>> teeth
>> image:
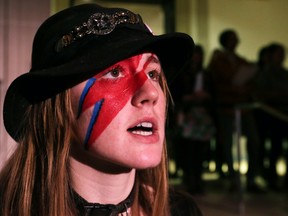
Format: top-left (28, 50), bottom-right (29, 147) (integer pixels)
top-left (136, 122), bottom-right (152, 128)
top-left (131, 131), bottom-right (152, 136)
top-left (128, 122), bottom-right (153, 136)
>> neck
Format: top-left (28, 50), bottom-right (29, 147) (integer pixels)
top-left (69, 156), bottom-right (136, 204)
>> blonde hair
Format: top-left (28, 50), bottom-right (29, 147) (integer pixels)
top-left (0, 74), bottom-right (172, 216)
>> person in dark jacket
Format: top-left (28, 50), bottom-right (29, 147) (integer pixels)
top-left (170, 44), bottom-right (215, 195)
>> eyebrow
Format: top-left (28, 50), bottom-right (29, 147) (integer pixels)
top-left (148, 54), bottom-right (160, 64)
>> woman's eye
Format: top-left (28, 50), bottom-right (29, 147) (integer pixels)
top-left (102, 66), bottom-right (124, 79)
top-left (110, 68), bottom-right (120, 77)
top-left (148, 70), bottom-right (160, 81)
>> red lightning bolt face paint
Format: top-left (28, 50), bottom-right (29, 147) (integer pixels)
top-left (77, 53), bottom-right (158, 148)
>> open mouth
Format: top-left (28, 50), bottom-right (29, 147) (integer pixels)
top-left (127, 122), bottom-right (153, 136)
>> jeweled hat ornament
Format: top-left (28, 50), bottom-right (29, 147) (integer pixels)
top-left (3, 3), bottom-right (194, 141)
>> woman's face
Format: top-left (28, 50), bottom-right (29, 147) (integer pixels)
top-left (71, 53), bottom-right (166, 169)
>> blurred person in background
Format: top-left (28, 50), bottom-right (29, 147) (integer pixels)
top-left (208, 29), bottom-right (263, 193)
top-left (171, 44), bottom-right (215, 195)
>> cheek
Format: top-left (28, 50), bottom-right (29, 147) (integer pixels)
top-left (71, 84), bottom-right (85, 116)
top-left (159, 93), bottom-right (167, 122)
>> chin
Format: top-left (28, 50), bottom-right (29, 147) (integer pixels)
top-left (132, 155), bottom-right (162, 169)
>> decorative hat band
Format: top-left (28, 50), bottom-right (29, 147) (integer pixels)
top-left (55, 10), bottom-right (141, 52)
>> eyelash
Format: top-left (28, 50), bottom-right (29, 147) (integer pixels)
top-left (102, 65), bottom-right (123, 79)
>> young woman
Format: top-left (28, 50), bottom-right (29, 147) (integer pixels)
top-left (0, 3), bottom-right (202, 216)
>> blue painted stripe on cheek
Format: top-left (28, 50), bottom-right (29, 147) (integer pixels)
top-left (84, 98), bottom-right (104, 148)
top-left (77, 77), bottom-right (96, 118)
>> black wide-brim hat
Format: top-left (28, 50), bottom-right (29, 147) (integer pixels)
top-left (3, 3), bottom-right (194, 141)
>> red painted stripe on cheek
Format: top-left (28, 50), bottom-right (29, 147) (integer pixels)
top-left (79, 57), bottom-right (149, 147)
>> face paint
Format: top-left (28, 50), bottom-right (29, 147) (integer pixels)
top-left (77, 54), bottom-right (157, 147)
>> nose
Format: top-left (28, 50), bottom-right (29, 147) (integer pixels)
top-left (131, 79), bottom-right (159, 107)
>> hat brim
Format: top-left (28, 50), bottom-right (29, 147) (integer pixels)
top-left (4, 31), bottom-right (194, 140)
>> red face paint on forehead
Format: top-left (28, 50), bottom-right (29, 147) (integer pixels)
top-left (78, 53), bottom-right (158, 147)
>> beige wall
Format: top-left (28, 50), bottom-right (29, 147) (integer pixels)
top-left (0, 0), bottom-right (50, 168)
top-left (177, 0), bottom-right (288, 67)
top-left (51, 0), bottom-right (69, 14)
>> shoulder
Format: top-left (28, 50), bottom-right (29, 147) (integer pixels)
top-left (211, 49), bottom-right (224, 59)
top-left (169, 188), bottom-right (203, 216)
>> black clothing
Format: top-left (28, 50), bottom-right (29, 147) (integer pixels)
top-left (73, 188), bottom-right (134, 216)
top-left (74, 188), bottom-right (203, 216)
top-left (169, 188), bottom-right (203, 216)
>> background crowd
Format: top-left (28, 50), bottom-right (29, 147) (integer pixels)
top-left (168, 28), bottom-right (288, 196)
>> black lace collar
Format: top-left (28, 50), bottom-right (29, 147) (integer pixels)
top-left (73, 187), bottom-right (134, 216)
